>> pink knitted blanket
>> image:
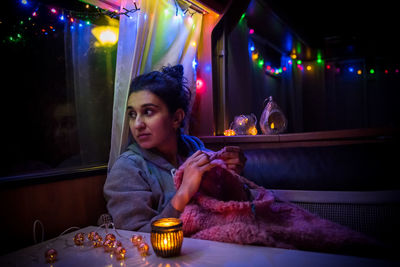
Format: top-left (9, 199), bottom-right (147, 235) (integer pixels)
top-left (173, 153), bottom-right (380, 256)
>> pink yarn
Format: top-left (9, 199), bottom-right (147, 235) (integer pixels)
top-left (173, 153), bottom-right (379, 255)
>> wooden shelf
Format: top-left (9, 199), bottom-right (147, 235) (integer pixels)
top-left (199, 128), bottom-right (397, 150)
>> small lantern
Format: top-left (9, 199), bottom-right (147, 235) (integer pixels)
top-left (260, 96), bottom-right (287, 134)
top-left (150, 218), bottom-right (183, 257)
top-left (230, 114), bottom-right (258, 136)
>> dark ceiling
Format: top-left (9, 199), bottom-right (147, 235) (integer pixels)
top-left (254, 0), bottom-right (400, 60)
top-left (206, 0), bottom-right (399, 60)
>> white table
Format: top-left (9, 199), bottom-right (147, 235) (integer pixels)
top-left (0, 226), bottom-right (397, 267)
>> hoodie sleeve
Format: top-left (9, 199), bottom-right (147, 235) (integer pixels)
top-left (181, 134), bottom-right (213, 155)
top-left (104, 154), bottom-right (181, 232)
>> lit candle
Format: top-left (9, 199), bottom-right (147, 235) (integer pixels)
top-left (150, 218), bottom-right (183, 257)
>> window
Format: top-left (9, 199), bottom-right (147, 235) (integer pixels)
top-left (0, 1), bottom-right (117, 177)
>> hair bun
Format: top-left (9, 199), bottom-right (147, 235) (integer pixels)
top-left (162, 64), bottom-right (184, 82)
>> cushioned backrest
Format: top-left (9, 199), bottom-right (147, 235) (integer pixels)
top-left (242, 143), bottom-right (399, 191)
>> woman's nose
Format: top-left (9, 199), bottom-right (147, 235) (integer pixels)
top-left (134, 116), bottom-right (145, 129)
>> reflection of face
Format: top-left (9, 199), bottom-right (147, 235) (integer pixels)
top-left (52, 103), bottom-right (79, 157)
top-left (127, 91), bottom-right (178, 153)
top-left (53, 103), bottom-right (77, 140)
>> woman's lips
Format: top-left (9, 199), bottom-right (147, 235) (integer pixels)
top-left (137, 133), bottom-right (151, 141)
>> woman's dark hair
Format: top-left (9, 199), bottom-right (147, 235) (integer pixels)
top-left (129, 64), bottom-right (192, 127)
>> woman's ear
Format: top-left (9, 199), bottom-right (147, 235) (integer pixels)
top-left (173, 108), bottom-right (185, 129)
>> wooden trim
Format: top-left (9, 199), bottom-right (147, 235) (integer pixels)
top-left (0, 165), bottom-right (108, 187)
top-left (200, 128), bottom-right (397, 150)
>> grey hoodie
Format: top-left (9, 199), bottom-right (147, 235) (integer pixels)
top-left (103, 135), bottom-right (207, 232)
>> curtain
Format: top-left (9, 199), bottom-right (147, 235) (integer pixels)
top-left (64, 17), bottom-right (117, 166)
top-left (108, 0), bottom-right (203, 170)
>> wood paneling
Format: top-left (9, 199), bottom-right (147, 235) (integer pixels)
top-left (0, 174), bottom-right (107, 255)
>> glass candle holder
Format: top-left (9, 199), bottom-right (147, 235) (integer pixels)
top-left (150, 218), bottom-right (183, 257)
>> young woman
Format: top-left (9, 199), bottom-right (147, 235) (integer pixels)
top-left (104, 65), bottom-right (246, 232)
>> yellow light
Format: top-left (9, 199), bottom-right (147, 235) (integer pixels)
top-left (357, 69), bottom-right (362, 75)
top-left (191, 41), bottom-right (196, 47)
top-left (252, 52), bottom-right (259, 61)
top-left (248, 126), bottom-right (257, 135)
top-left (91, 26), bottom-right (119, 46)
top-left (290, 54), bottom-right (297, 59)
top-left (306, 65), bottom-right (312, 71)
top-left (224, 129), bottom-right (236, 136)
top-left (270, 122), bottom-right (275, 129)
top-left (151, 218), bottom-right (183, 257)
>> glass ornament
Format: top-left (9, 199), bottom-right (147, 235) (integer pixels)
top-left (230, 114), bottom-right (258, 136)
top-left (260, 96), bottom-right (287, 134)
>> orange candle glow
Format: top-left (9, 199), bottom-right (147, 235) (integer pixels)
top-left (151, 218), bottom-right (183, 257)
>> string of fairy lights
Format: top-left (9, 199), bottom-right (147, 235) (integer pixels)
top-left (2, 0), bottom-right (139, 44)
top-left (242, 14), bottom-right (400, 78)
top-left (3, 0), bottom-right (201, 45)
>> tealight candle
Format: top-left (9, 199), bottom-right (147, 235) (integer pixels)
top-left (150, 218), bottom-right (183, 257)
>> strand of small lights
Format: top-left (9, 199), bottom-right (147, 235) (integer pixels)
top-left (13, 0), bottom-right (203, 92)
top-left (244, 14), bottom-right (399, 78)
top-left (5, 0), bottom-right (140, 43)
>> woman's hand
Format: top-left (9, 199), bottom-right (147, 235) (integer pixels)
top-left (219, 146), bottom-right (246, 174)
top-left (171, 150), bottom-right (215, 211)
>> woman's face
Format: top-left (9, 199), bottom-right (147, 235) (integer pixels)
top-left (127, 90), bottom-right (181, 152)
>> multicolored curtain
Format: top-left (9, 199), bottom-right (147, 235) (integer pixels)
top-left (108, 0), bottom-right (203, 169)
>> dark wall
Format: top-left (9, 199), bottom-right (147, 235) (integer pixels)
top-left (223, 0), bottom-right (400, 134)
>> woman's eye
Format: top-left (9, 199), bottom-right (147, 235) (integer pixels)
top-left (144, 109), bottom-right (154, 116)
top-left (128, 111), bottom-right (137, 119)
